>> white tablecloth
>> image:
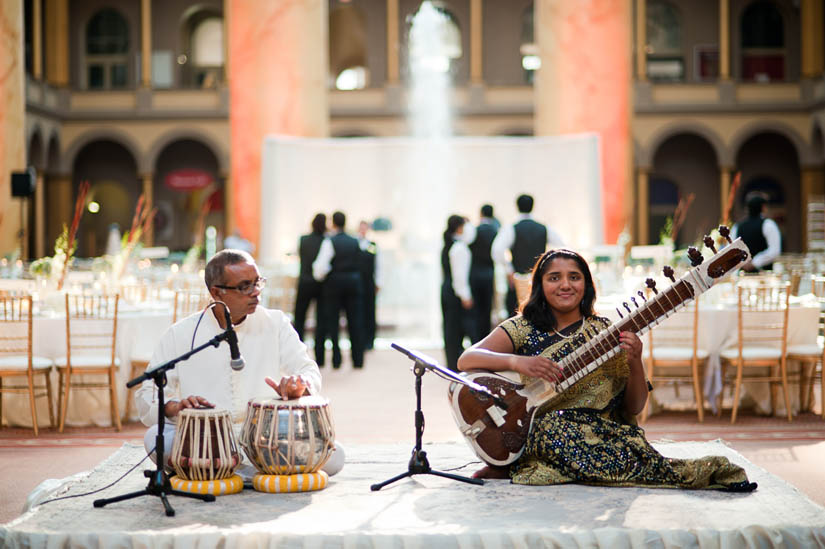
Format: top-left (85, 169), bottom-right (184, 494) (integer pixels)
top-left (1, 309), bottom-right (172, 428)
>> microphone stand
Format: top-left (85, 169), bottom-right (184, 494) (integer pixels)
top-left (93, 328), bottom-right (235, 517)
top-left (370, 344), bottom-right (485, 491)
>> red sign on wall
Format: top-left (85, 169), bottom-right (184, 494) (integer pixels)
top-left (164, 169), bottom-right (213, 191)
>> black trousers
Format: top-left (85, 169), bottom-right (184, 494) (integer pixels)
top-left (362, 278), bottom-right (376, 350)
top-left (322, 272), bottom-right (365, 368)
top-left (469, 268), bottom-right (494, 342)
top-left (441, 286), bottom-right (475, 372)
top-left (293, 278), bottom-right (325, 365)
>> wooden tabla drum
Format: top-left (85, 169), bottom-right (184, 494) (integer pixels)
top-left (168, 408), bottom-right (241, 481)
top-left (240, 396), bottom-right (335, 475)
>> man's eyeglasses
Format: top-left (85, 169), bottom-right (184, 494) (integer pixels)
top-left (214, 277), bottom-right (266, 295)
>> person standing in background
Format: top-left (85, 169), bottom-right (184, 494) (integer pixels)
top-left (294, 213), bottom-right (327, 365)
top-left (441, 215), bottom-right (475, 372)
top-left (492, 194), bottom-right (565, 316)
top-left (469, 204), bottom-right (498, 342)
top-left (731, 192), bottom-right (781, 272)
top-left (357, 221), bottom-right (379, 351)
top-left (313, 211), bottom-right (366, 369)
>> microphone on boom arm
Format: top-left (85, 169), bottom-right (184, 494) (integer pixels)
top-left (222, 306), bottom-right (245, 371)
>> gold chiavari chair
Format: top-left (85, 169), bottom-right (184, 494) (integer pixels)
top-left (124, 288), bottom-right (211, 421)
top-left (787, 275), bottom-right (825, 418)
top-left (720, 281), bottom-right (792, 423)
top-left (0, 295), bottom-right (55, 435)
top-left (642, 297), bottom-right (708, 422)
top-left (57, 293), bottom-right (121, 432)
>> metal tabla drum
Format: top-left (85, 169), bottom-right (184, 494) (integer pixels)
top-left (239, 396), bottom-right (335, 475)
top-left (168, 408), bottom-right (241, 481)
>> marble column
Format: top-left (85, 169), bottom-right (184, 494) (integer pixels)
top-left (35, 172), bottom-right (45, 258)
top-left (141, 0), bottom-right (152, 88)
top-left (0, 2), bottom-right (26, 255)
top-left (637, 167), bottom-right (649, 245)
top-left (45, 0), bottom-right (69, 86)
top-left (141, 174), bottom-right (153, 246)
top-left (801, 0), bottom-right (824, 78)
top-left (719, 0), bottom-right (730, 80)
top-left (228, 0), bottom-right (328, 248)
top-left (33, 0), bottom-right (42, 80)
top-left (635, 0), bottom-right (646, 80)
top-left (470, 0), bottom-right (483, 84)
top-left (534, 0), bottom-right (632, 243)
top-left (387, 0), bottom-right (399, 85)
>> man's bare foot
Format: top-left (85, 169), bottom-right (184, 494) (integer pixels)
top-left (472, 465), bottom-right (510, 479)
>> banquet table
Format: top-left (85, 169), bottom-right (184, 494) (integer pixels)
top-left (596, 287), bottom-right (821, 417)
top-left (1, 304), bottom-right (173, 429)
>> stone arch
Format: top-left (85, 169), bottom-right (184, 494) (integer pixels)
top-left (730, 120), bottom-right (811, 166)
top-left (642, 122), bottom-right (727, 166)
top-left (61, 128), bottom-right (144, 174)
top-left (146, 129), bottom-right (228, 174)
top-left (27, 127), bottom-right (46, 170)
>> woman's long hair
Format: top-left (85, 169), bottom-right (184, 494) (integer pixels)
top-left (443, 215), bottom-right (466, 246)
top-left (311, 213), bottom-right (327, 235)
top-left (520, 249), bottom-right (597, 332)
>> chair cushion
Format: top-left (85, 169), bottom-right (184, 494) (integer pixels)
top-left (0, 355), bottom-right (54, 370)
top-left (720, 347), bottom-right (782, 361)
top-left (786, 343), bottom-right (823, 357)
top-left (651, 347), bottom-right (709, 362)
top-left (55, 355), bottom-right (121, 368)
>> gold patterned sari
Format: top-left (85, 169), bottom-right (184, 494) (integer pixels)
top-left (500, 315), bottom-right (756, 491)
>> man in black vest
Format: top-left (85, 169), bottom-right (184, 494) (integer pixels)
top-left (312, 211), bottom-right (365, 368)
top-left (357, 220), bottom-right (379, 351)
top-left (492, 194), bottom-right (565, 316)
top-left (731, 192), bottom-right (781, 272)
top-left (469, 204), bottom-right (498, 341)
top-left (294, 213), bottom-right (327, 364)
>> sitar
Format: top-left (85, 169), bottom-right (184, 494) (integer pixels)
top-left (447, 228), bottom-right (750, 466)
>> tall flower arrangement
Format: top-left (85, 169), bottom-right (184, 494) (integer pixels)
top-left (113, 194), bottom-right (156, 282)
top-left (723, 171), bottom-right (742, 226)
top-left (55, 181), bottom-right (90, 291)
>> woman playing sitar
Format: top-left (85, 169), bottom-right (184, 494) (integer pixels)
top-left (457, 248), bottom-right (756, 491)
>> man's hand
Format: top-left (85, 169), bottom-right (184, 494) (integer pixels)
top-left (507, 272), bottom-right (516, 289)
top-left (164, 395), bottom-right (214, 418)
top-left (461, 298), bottom-right (474, 310)
top-left (265, 375), bottom-right (308, 400)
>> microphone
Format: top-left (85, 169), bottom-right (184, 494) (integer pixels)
top-left (222, 306), bottom-right (245, 371)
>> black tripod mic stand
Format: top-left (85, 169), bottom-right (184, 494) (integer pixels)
top-left (93, 330), bottom-right (234, 516)
top-left (370, 345), bottom-right (483, 491)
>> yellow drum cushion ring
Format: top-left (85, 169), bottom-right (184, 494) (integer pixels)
top-left (169, 474), bottom-right (244, 496)
top-left (252, 471), bottom-right (329, 493)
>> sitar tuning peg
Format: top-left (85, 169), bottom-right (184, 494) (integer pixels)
top-left (687, 246), bottom-right (703, 267)
top-left (718, 225), bottom-right (732, 243)
top-left (623, 302), bottom-right (631, 314)
top-left (616, 307), bottom-right (623, 319)
top-left (662, 265), bottom-right (676, 283)
top-left (703, 235), bottom-right (717, 254)
top-left (637, 290), bottom-right (647, 302)
top-left (645, 278), bottom-right (658, 294)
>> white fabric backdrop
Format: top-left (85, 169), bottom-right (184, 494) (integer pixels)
top-left (259, 135), bottom-right (603, 339)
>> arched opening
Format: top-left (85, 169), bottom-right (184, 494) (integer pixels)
top-left (735, 132), bottom-right (801, 252)
top-left (329, 4), bottom-right (369, 90)
top-left (520, 3), bottom-right (538, 84)
top-left (72, 141), bottom-right (140, 257)
top-left (740, 0), bottom-right (784, 82)
top-left (153, 139), bottom-right (223, 253)
top-left (650, 133), bottom-right (720, 247)
top-left (181, 9), bottom-right (225, 88)
top-left (646, 0), bottom-right (683, 82)
top-left (85, 8), bottom-right (130, 89)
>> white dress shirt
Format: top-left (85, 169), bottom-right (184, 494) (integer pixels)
top-left (449, 235), bottom-right (473, 302)
top-left (312, 234), bottom-right (336, 281)
top-left (135, 306), bottom-right (321, 426)
top-left (731, 217), bottom-right (781, 269)
top-left (491, 214), bottom-right (565, 274)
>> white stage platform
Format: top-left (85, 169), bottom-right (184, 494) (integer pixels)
top-left (3, 441), bottom-right (825, 548)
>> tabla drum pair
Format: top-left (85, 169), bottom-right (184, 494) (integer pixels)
top-left (239, 395), bottom-right (336, 477)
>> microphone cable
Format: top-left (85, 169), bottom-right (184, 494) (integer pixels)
top-left (34, 446), bottom-right (155, 507)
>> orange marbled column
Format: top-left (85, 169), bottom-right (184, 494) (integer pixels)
top-left (534, 0), bottom-right (632, 244)
top-left (0, 2), bottom-right (26, 254)
top-left (227, 0), bottom-right (329, 248)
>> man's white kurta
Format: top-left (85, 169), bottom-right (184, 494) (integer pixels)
top-left (135, 307), bottom-right (321, 426)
